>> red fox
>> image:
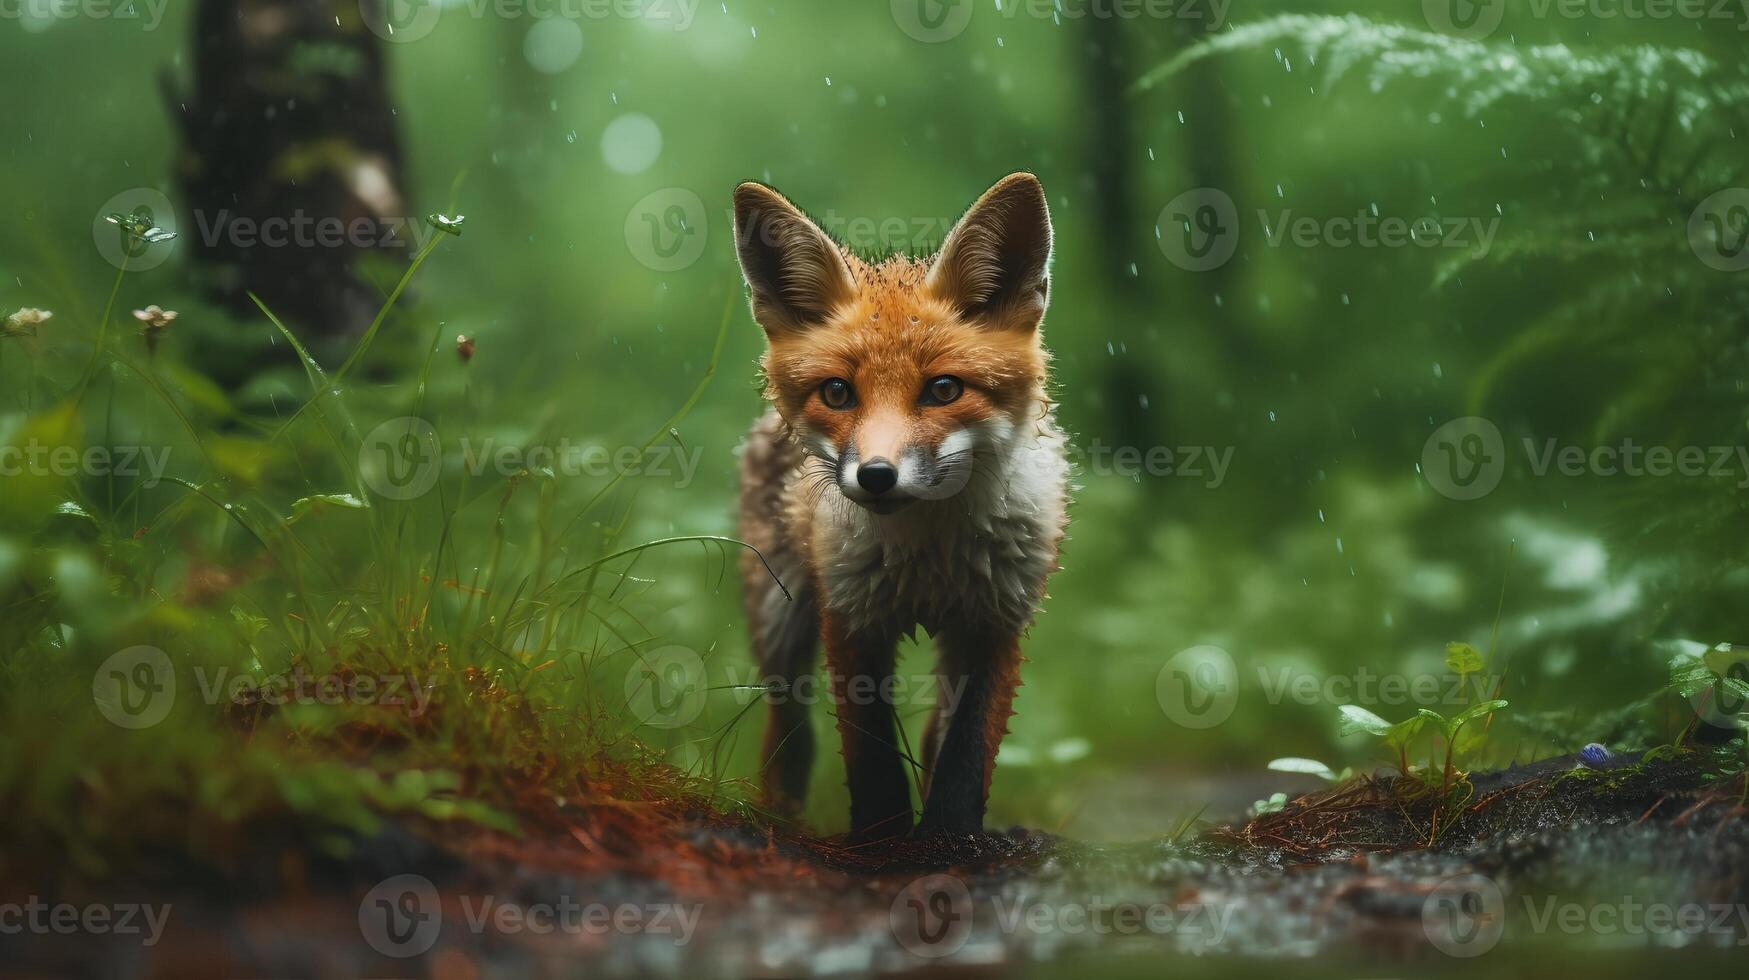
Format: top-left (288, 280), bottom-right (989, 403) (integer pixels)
top-left (733, 173), bottom-right (1069, 840)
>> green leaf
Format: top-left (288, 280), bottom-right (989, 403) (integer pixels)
top-left (1453, 721), bottom-right (1491, 757)
top-left (1383, 714), bottom-right (1429, 749)
top-left (1337, 704), bottom-right (1392, 737)
top-left (55, 501), bottom-right (97, 523)
top-left (1669, 655), bottom-right (1716, 697)
top-left (1450, 699), bottom-right (1509, 730)
top-left (1445, 641), bottom-right (1485, 675)
top-left (1250, 791), bottom-right (1289, 816)
top-left (1268, 757), bottom-right (1337, 780)
top-left (289, 493), bottom-right (370, 524)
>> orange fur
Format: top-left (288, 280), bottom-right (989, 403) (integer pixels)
top-left (733, 174), bottom-right (1065, 840)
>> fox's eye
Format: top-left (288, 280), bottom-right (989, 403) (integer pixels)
top-left (820, 377), bottom-right (854, 410)
top-left (924, 375), bottom-right (963, 405)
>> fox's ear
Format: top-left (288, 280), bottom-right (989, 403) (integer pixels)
top-left (927, 172), bottom-right (1052, 331)
top-left (733, 182), bottom-right (856, 335)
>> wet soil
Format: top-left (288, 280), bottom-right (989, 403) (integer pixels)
top-left (6, 749), bottom-right (1746, 978)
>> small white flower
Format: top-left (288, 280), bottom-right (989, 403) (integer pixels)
top-left (2, 307), bottom-right (53, 338)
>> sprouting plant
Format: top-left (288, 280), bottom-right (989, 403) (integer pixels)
top-left (1248, 792), bottom-right (1288, 818)
top-left (1338, 696), bottom-right (1508, 792)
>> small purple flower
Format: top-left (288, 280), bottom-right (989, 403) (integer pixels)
top-left (1580, 743), bottom-right (1611, 766)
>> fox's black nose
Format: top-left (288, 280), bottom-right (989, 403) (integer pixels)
top-left (857, 459), bottom-right (898, 495)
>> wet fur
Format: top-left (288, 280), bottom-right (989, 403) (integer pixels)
top-left (735, 174), bottom-right (1068, 840)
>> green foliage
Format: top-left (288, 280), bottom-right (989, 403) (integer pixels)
top-left (1138, 10), bottom-right (1749, 607)
top-left (0, 228), bottom-right (761, 876)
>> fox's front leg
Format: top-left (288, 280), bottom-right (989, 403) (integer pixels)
top-left (822, 612), bottom-right (914, 842)
top-left (916, 628), bottom-right (1023, 837)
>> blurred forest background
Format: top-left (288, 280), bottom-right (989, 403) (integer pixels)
top-left (1, 0), bottom-right (1745, 858)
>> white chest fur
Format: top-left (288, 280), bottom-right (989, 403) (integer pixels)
top-left (808, 413), bottom-right (1069, 637)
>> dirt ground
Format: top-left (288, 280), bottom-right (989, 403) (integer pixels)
top-left (6, 748), bottom-right (1747, 977)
